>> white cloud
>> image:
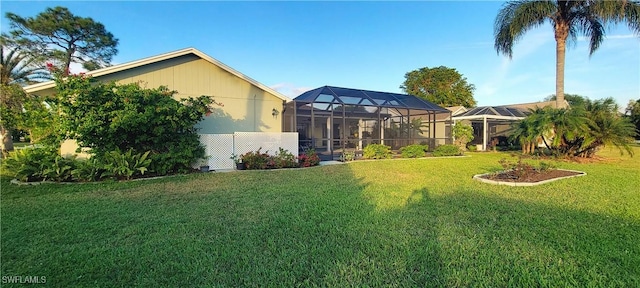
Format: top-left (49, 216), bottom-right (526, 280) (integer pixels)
top-left (68, 62), bottom-right (88, 74)
top-left (269, 83), bottom-right (313, 98)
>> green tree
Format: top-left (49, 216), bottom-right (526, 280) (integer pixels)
top-left (452, 122), bottom-right (474, 151)
top-left (626, 99), bottom-right (640, 139)
top-left (494, 0), bottom-right (640, 108)
top-left (400, 66), bottom-right (476, 107)
top-left (0, 40), bottom-right (52, 151)
top-left (0, 84), bottom-right (26, 151)
top-left (5, 6), bottom-right (118, 74)
top-left (577, 98), bottom-right (636, 157)
top-left (54, 73), bottom-right (220, 175)
top-left (544, 93), bottom-right (588, 108)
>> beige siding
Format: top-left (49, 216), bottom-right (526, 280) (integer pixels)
top-left (35, 55), bottom-right (283, 135)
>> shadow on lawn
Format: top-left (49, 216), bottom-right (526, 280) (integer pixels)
top-left (400, 189), bottom-right (640, 286)
top-left (1, 166), bottom-right (638, 287)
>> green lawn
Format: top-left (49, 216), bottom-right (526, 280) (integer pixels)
top-left (1, 148), bottom-right (639, 287)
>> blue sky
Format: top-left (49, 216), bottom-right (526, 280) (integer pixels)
top-left (2, 1), bottom-right (639, 108)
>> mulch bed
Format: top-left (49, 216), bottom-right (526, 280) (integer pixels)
top-left (481, 169), bottom-right (583, 183)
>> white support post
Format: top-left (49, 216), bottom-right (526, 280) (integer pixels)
top-left (483, 116), bottom-right (487, 151)
top-left (358, 119), bottom-right (363, 149)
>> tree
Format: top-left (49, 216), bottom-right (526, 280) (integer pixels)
top-left (5, 6), bottom-right (118, 74)
top-left (400, 66), bottom-right (476, 107)
top-left (452, 122), bottom-right (474, 151)
top-left (578, 98), bottom-right (636, 157)
top-left (0, 84), bottom-right (26, 152)
top-left (494, 0), bottom-right (640, 108)
top-left (544, 93), bottom-right (588, 108)
top-left (626, 99), bottom-right (640, 139)
top-left (1, 42), bottom-right (50, 85)
top-left (0, 39), bottom-right (52, 151)
top-left (54, 73), bottom-right (220, 175)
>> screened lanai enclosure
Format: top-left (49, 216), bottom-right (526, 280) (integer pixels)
top-left (282, 86), bottom-right (452, 160)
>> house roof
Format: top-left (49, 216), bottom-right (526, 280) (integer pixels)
top-left (294, 86), bottom-right (449, 112)
top-left (452, 100), bottom-right (567, 121)
top-left (446, 106), bottom-right (468, 116)
top-left (23, 47), bottom-right (291, 102)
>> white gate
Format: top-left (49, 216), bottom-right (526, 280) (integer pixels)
top-left (198, 132), bottom-right (298, 170)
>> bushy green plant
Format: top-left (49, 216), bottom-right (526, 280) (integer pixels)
top-left (42, 155), bottom-right (77, 182)
top-left (71, 157), bottom-right (106, 182)
top-left (399, 144), bottom-right (428, 158)
top-left (99, 149), bottom-right (151, 180)
top-left (241, 148), bottom-right (270, 170)
top-left (270, 148), bottom-right (298, 168)
top-left (240, 147), bottom-right (299, 170)
top-left (340, 150), bottom-right (356, 162)
top-left (54, 74), bottom-right (220, 175)
top-left (298, 148), bottom-right (320, 167)
top-left (432, 144), bottom-right (462, 157)
top-left (497, 155), bottom-right (558, 179)
top-left (363, 144), bottom-right (392, 159)
top-left (453, 122), bottom-right (474, 151)
top-left (1, 147), bottom-right (82, 182)
top-left (2, 147), bottom-right (58, 182)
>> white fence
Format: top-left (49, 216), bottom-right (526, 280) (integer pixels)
top-left (198, 132), bottom-right (298, 170)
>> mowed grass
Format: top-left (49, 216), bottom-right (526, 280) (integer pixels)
top-left (1, 147), bottom-right (639, 287)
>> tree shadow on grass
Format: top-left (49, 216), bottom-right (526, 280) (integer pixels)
top-left (406, 189), bottom-right (640, 286)
top-left (1, 166), bottom-right (638, 287)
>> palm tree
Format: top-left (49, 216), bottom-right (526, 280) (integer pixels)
top-left (1, 39), bottom-right (50, 151)
top-left (494, 0), bottom-right (640, 108)
top-left (577, 98), bottom-right (636, 157)
top-left (1, 44), bottom-right (49, 85)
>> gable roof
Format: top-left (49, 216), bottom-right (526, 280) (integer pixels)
top-left (445, 106), bottom-right (468, 116)
top-left (23, 47), bottom-right (291, 101)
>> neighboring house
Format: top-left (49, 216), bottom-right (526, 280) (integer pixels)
top-left (22, 48), bottom-right (291, 156)
top-left (446, 106), bottom-right (468, 117)
top-left (451, 100), bottom-right (567, 151)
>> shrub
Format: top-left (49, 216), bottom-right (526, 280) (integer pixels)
top-left (432, 144), bottom-right (462, 157)
top-left (71, 157), bottom-right (106, 182)
top-left (3, 147), bottom-right (60, 182)
top-left (2, 147), bottom-right (83, 182)
top-left (271, 148), bottom-right (298, 169)
top-left (399, 144), bottom-right (428, 158)
top-left (497, 155), bottom-right (557, 179)
top-left (363, 144), bottom-right (392, 159)
top-left (298, 148), bottom-right (320, 167)
top-left (453, 122), bottom-right (474, 151)
top-left (54, 74), bottom-right (220, 176)
top-left (340, 150), bottom-right (356, 162)
top-left (99, 149), bottom-right (151, 180)
top-left (241, 148), bottom-right (270, 170)
top-left (467, 144), bottom-right (478, 152)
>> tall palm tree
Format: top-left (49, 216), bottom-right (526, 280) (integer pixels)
top-left (1, 39), bottom-right (50, 151)
top-left (494, 0), bottom-right (640, 108)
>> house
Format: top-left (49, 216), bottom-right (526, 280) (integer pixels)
top-left (23, 48), bottom-right (291, 156)
top-left (451, 100), bottom-right (568, 151)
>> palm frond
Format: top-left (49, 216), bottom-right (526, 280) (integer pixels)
top-left (494, 0), bottom-right (557, 58)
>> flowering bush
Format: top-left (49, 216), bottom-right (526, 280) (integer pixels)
top-left (241, 147), bottom-right (299, 170)
top-left (241, 148), bottom-right (270, 170)
top-left (298, 148), bottom-right (320, 167)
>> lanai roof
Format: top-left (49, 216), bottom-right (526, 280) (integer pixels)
top-left (294, 86), bottom-right (449, 112)
top-left (452, 100), bottom-right (562, 121)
